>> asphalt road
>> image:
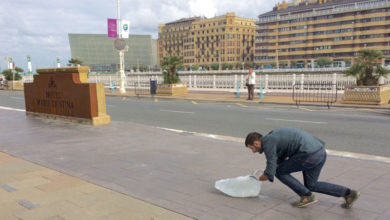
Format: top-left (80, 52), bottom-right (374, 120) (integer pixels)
top-left (1, 90), bottom-right (390, 157)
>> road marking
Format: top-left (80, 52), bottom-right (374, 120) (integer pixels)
top-left (265, 118), bottom-right (328, 124)
top-left (122, 97), bottom-right (126, 100)
top-left (157, 127), bottom-right (242, 143)
top-left (0, 106), bottom-right (25, 112)
top-left (160, 109), bottom-right (195, 114)
top-left (154, 98), bottom-right (158, 102)
top-left (10, 97), bottom-right (24, 100)
top-left (326, 149), bottom-right (390, 163)
top-left (106, 104), bottom-right (116, 107)
top-left (192, 101), bottom-right (198, 105)
top-left (299, 107), bottom-right (316, 112)
top-left (236, 103), bottom-right (248, 108)
top-left (157, 127), bottom-right (390, 163)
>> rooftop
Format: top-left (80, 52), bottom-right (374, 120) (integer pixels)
top-left (259, 0), bottom-right (377, 18)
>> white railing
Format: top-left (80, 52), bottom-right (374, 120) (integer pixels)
top-left (86, 73), bottom-right (359, 92)
top-left (22, 72), bottom-right (390, 93)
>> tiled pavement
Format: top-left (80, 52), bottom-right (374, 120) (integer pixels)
top-left (1, 107), bottom-right (390, 220)
top-left (0, 152), bottom-right (191, 220)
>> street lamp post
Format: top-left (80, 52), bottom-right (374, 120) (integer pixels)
top-left (117, 0), bottom-right (126, 94)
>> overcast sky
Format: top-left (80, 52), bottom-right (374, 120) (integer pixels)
top-left (0, 0), bottom-right (277, 72)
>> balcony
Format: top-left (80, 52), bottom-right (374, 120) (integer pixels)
top-left (257, 1), bottom-right (390, 24)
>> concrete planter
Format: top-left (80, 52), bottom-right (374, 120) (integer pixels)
top-left (5, 80), bottom-right (23, 90)
top-left (157, 83), bottom-right (188, 96)
top-left (343, 84), bottom-right (390, 105)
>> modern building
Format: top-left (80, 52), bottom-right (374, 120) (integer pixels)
top-left (68, 34), bottom-right (158, 73)
top-left (158, 13), bottom-right (256, 70)
top-left (255, 0), bottom-right (390, 68)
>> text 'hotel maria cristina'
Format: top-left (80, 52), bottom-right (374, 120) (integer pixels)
top-left (255, 0), bottom-right (390, 68)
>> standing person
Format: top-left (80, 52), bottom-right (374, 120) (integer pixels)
top-left (245, 127), bottom-right (360, 208)
top-left (246, 69), bottom-right (256, 100)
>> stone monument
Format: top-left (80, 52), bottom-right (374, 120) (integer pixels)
top-left (24, 66), bottom-right (110, 125)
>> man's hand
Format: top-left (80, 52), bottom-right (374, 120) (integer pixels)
top-left (259, 174), bottom-right (268, 181)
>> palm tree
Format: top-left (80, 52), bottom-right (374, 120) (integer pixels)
top-left (67, 58), bottom-right (83, 67)
top-left (1, 67), bottom-right (24, 81)
top-left (161, 56), bottom-right (183, 84)
top-left (345, 49), bottom-right (390, 86)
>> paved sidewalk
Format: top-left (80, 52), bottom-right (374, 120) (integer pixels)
top-left (1, 108), bottom-right (390, 219)
top-left (0, 152), bottom-right (191, 220)
top-left (106, 89), bottom-right (390, 110)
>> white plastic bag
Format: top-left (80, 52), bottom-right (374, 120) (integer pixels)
top-left (215, 175), bottom-right (262, 198)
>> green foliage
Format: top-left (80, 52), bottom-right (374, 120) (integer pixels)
top-left (139, 65), bottom-right (148, 72)
top-left (211, 63), bottom-right (219, 70)
top-left (345, 49), bottom-right (390, 86)
top-left (290, 60), bottom-right (297, 68)
top-left (221, 63), bottom-right (232, 70)
top-left (1, 68), bottom-right (23, 81)
top-left (163, 71), bottom-right (181, 83)
top-left (15, 67), bottom-right (24, 73)
top-left (245, 62), bottom-right (253, 69)
top-left (161, 56), bottom-right (183, 84)
top-left (234, 63), bottom-right (242, 69)
top-left (67, 58), bottom-right (83, 66)
top-left (344, 59), bottom-right (351, 66)
top-left (316, 57), bottom-right (332, 67)
top-left (191, 64), bottom-right (199, 71)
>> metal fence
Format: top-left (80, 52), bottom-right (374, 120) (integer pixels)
top-left (134, 81), bottom-right (152, 96)
top-left (293, 83), bottom-right (338, 108)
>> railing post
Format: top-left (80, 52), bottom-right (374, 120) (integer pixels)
top-left (109, 76), bottom-right (112, 88)
top-left (137, 75), bottom-right (140, 88)
top-left (240, 74), bottom-right (244, 90)
top-left (300, 74), bottom-right (304, 90)
top-left (379, 76), bottom-right (385, 85)
top-left (213, 75), bottom-right (216, 89)
top-left (234, 74), bottom-right (237, 88)
top-left (265, 74), bottom-right (269, 90)
top-left (194, 75), bottom-right (197, 88)
top-left (189, 75), bottom-right (192, 88)
top-left (292, 73), bottom-right (296, 88)
top-left (332, 73), bottom-right (337, 91)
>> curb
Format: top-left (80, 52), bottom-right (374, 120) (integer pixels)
top-left (258, 101), bottom-right (390, 110)
top-left (105, 93), bottom-right (390, 110)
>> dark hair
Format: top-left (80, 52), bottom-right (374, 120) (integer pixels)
top-left (245, 132), bottom-right (263, 147)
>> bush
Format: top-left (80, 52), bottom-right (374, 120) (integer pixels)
top-left (211, 63), bottom-right (219, 70)
top-left (2, 68), bottom-right (23, 81)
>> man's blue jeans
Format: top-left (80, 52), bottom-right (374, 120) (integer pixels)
top-left (275, 147), bottom-right (349, 197)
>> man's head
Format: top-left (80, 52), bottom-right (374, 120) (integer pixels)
top-left (249, 69), bottom-right (254, 73)
top-left (245, 132), bottom-right (263, 153)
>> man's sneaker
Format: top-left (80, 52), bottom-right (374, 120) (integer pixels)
top-left (342, 190), bottom-right (360, 209)
top-left (291, 194), bottom-right (318, 208)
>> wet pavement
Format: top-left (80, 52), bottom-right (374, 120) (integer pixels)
top-left (1, 107), bottom-right (390, 219)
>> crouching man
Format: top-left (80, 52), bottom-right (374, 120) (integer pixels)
top-left (245, 127), bottom-right (359, 208)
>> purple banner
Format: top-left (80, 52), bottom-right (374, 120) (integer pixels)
top-left (107, 18), bottom-right (117, 38)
